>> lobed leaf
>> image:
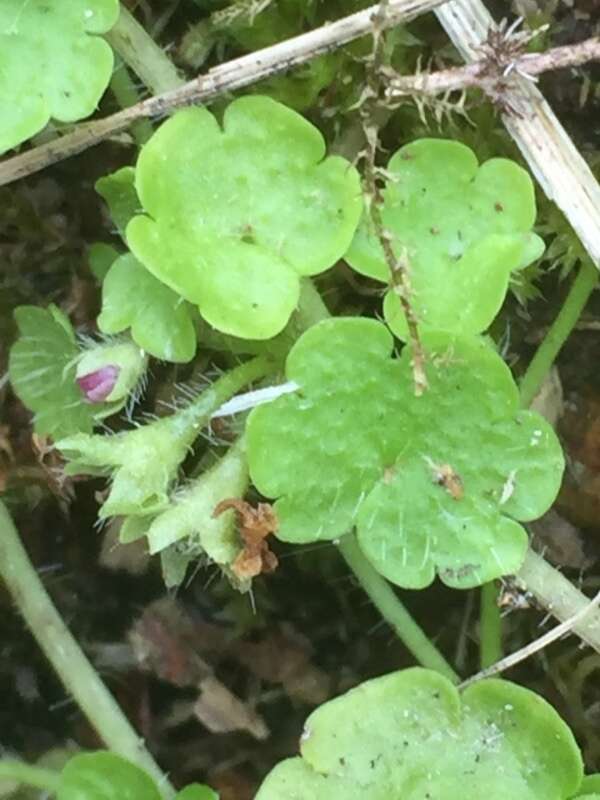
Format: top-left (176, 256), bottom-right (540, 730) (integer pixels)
top-left (345, 139), bottom-right (545, 339)
top-left (0, 1), bottom-right (118, 154)
top-left (247, 318), bottom-right (564, 589)
top-left (98, 253), bottom-right (197, 363)
top-left (126, 96), bottom-right (362, 340)
top-left (256, 668), bottom-right (582, 800)
top-left (8, 306), bottom-right (122, 438)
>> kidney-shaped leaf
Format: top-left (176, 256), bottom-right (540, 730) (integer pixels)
top-left (256, 668), bottom-right (582, 800)
top-left (247, 318), bottom-right (564, 589)
top-left (345, 139), bottom-right (544, 339)
top-left (0, 0), bottom-right (118, 154)
top-left (126, 96), bottom-right (362, 340)
top-left (57, 752), bottom-right (161, 800)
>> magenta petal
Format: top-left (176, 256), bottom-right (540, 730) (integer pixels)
top-left (77, 365), bottom-right (120, 403)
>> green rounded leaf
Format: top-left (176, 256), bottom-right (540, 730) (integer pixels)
top-left (0, 1), bottom-right (119, 154)
top-left (57, 752), bottom-right (161, 800)
top-left (256, 668), bottom-right (582, 800)
top-left (8, 305), bottom-right (123, 438)
top-left (98, 253), bottom-right (197, 363)
top-left (346, 139), bottom-right (544, 338)
top-left (126, 96), bottom-right (362, 340)
top-left (247, 318), bottom-right (564, 589)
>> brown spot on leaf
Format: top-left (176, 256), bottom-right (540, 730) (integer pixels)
top-left (424, 457), bottom-right (464, 500)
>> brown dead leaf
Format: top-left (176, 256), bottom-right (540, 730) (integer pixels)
top-left (129, 598), bottom-right (270, 740)
top-left (129, 598), bottom-right (212, 686)
top-left (529, 508), bottom-right (590, 570)
top-left (31, 432), bottom-right (74, 501)
top-left (195, 675), bottom-right (269, 740)
top-left (232, 624), bottom-right (331, 706)
top-left (0, 424), bottom-right (14, 491)
top-left (99, 519), bottom-right (150, 575)
top-left (213, 499), bottom-right (278, 579)
top-left (207, 769), bottom-right (255, 800)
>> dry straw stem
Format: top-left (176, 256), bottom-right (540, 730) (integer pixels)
top-left (517, 549), bottom-right (600, 654)
top-left (388, 36), bottom-right (600, 99)
top-left (362, 0), bottom-right (428, 396)
top-left (0, 0), bottom-right (444, 186)
top-left (462, 577), bottom-right (600, 688)
top-left (436, 0), bottom-right (600, 267)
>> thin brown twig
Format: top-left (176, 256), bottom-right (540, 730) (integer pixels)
top-left (387, 35), bottom-right (600, 102)
top-left (0, 0), bottom-right (443, 187)
top-left (360, 0), bottom-right (428, 395)
top-left (460, 589), bottom-right (600, 689)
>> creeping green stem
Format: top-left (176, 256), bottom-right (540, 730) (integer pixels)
top-left (0, 501), bottom-right (174, 798)
top-left (106, 5), bottom-right (184, 95)
top-left (339, 533), bottom-right (460, 683)
top-left (519, 260), bottom-right (598, 408)
top-left (0, 761), bottom-right (60, 794)
top-left (479, 582), bottom-right (502, 669)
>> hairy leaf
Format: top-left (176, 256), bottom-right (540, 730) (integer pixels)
top-left (144, 438), bottom-right (248, 564)
top-left (126, 96), bottom-right (362, 340)
top-left (0, 1), bottom-right (118, 154)
top-left (247, 318), bottom-right (563, 589)
top-left (256, 668), bottom-right (582, 800)
top-left (9, 306), bottom-right (122, 438)
top-left (346, 139), bottom-right (544, 338)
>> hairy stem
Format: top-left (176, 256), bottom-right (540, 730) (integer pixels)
top-left (339, 533), bottom-right (460, 682)
top-left (361, 0), bottom-right (427, 395)
top-left (0, 761), bottom-right (60, 794)
top-left (106, 5), bottom-right (184, 94)
top-left (519, 260), bottom-right (597, 407)
top-left (479, 581), bottom-right (502, 669)
top-left (517, 549), bottom-right (600, 652)
top-left (387, 36), bottom-right (600, 100)
top-left (0, 501), bottom-right (174, 798)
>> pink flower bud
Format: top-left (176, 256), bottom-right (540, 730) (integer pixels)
top-left (76, 365), bottom-right (120, 403)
